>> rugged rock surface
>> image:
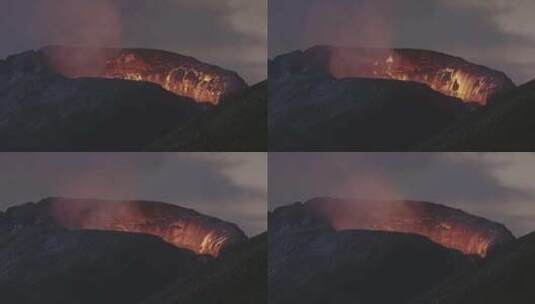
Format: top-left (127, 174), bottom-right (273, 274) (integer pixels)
top-left (423, 79), bottom-right (535, 151)
top-left (281, 198), bottom-right (514, 256)
top-left (3, 197), bottom-right (247, 257)
top-left (271, 46), bottom-right (514, 105)
top-left (39, 45), bottom-right (248, 104)
top-left (269, 73), bottom-right (467, 151)
top-left (269, 202), bottom-right (475, 304)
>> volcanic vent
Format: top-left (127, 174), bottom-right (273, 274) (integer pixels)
top-left (3, 198), bottom-right (247, 257)
top-left (39, 46), bottom-right (248, 104)
top-left (271, 46), bottom-right (515, 105)
top-left (276, 198), bottom-right (514, 256)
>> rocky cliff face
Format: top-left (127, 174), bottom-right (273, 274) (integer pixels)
top-left (270, 46), bottom-right (515, 105)
top-left (38, 45), bottom-right (248, 104)
top-left (274, 198), bottom-right (514, 256)
top-left (2, 198), bottom-right (247, 257)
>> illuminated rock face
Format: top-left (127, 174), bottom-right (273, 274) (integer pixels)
top-left (271, 46), bottom-right (515, 105)
top-left (5, 198), bottom-right (247, 257)
top-left (300, 198), bottom-right (514, 257)
top-left (39, 46), bottom-right (248, 104)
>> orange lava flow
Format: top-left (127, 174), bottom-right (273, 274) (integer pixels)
top-left (326, 48), bottom-right (514, 105)
top-left (308, 199), bottom-right (514, 257)
top-left (39, 46), bottom-right (248, 105)
top-left (102, 53), bottom-right (228, 105)
top-left (47, 199), bottom-right (246, 257)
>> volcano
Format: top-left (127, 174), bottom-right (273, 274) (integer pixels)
top-left (272, 198), bottom-right (514, 257)
top-left (268, 45), bottom-right (518, 150)
top-left (0, 48), bottom-right (265, 151)
top-left (3, 197), bottom-right (247, 257)
top-left (271, 46), bottom-right (514, 105)
top-left (0, 198), bottom-right (266, 304)
top-left (39, 45), bottom-right (248, 104)
top-left (269, 198), bottom-right (516, 304)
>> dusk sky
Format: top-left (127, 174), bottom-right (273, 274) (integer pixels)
top-left (270, 153), bottom-right (535, 236)
top-left (0, 153), bottom-right (267, 235)
top-left (1, 0), bottom-right (267, 84)
top-left (269, 0), bottom-right (535, 84)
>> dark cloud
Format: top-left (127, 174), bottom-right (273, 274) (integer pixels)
top-left (0, 153), bottom-right (267, 235)
top-left (0, 0), bottom-right (266, 83)
top-left (269, 153), bottom-right (535, 235)
top-left (269, 0), bottom-right (535, 83)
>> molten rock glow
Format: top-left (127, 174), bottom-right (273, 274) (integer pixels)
top-left (39, 46), bottom-right (248, 104)
top-left (272, 46), bottom-right (515, 105)
top-left (304, 198), bottom-right (514, 257)
top-left (5, 198), bottom-right (247, 257)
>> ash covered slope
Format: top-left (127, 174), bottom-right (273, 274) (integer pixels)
top-left (269, 202), bottom-right (475, 304)
top-left (271, 46), bottom-right (514, 105)
top-left (0, 223), bottom-right (200, 304)
top-left (4, 197), bottom-right (247, 257)
top-left (269, 72), bottom-right (466, 151)
top-left (423, 80), bottom-right (535, 151)
top-left (0, 50), bottom-right (203, 151)
top-left (40, 45), bottom-right (248, 104)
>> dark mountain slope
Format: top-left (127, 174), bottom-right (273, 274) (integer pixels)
top-left (268, 201), bottom-right (482, 304)
top-left (0, 225), bottom-right (200, 304)
top-left (154, 81), bottom-right (267, 151)
top-left (423, 80), bottom-right (535, 151)
top-left (269, 74), bottom-right (466, 151)
top-left (412, 231), bottom-right (535, 304)
top-left (143, 233), bottom-right (267, 304)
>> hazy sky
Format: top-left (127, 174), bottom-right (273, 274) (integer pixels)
top-left (269, 0), bottom-right (535, 84)
top-left (0, 0), bottom-right (267, 84)
top-left (269, 153), bottom-right (535, 237)
top-left (0, 153), bottom-right (267, 236)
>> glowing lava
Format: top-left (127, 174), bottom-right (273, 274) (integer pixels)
top-left (39, 46), bottom-right (248, 105)
top-left (274, 46), bottom-right (515, 105)
top-left (8, 198), bottom-right (247, 257)
top-left (305, 198), bottom-right (514, 257)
